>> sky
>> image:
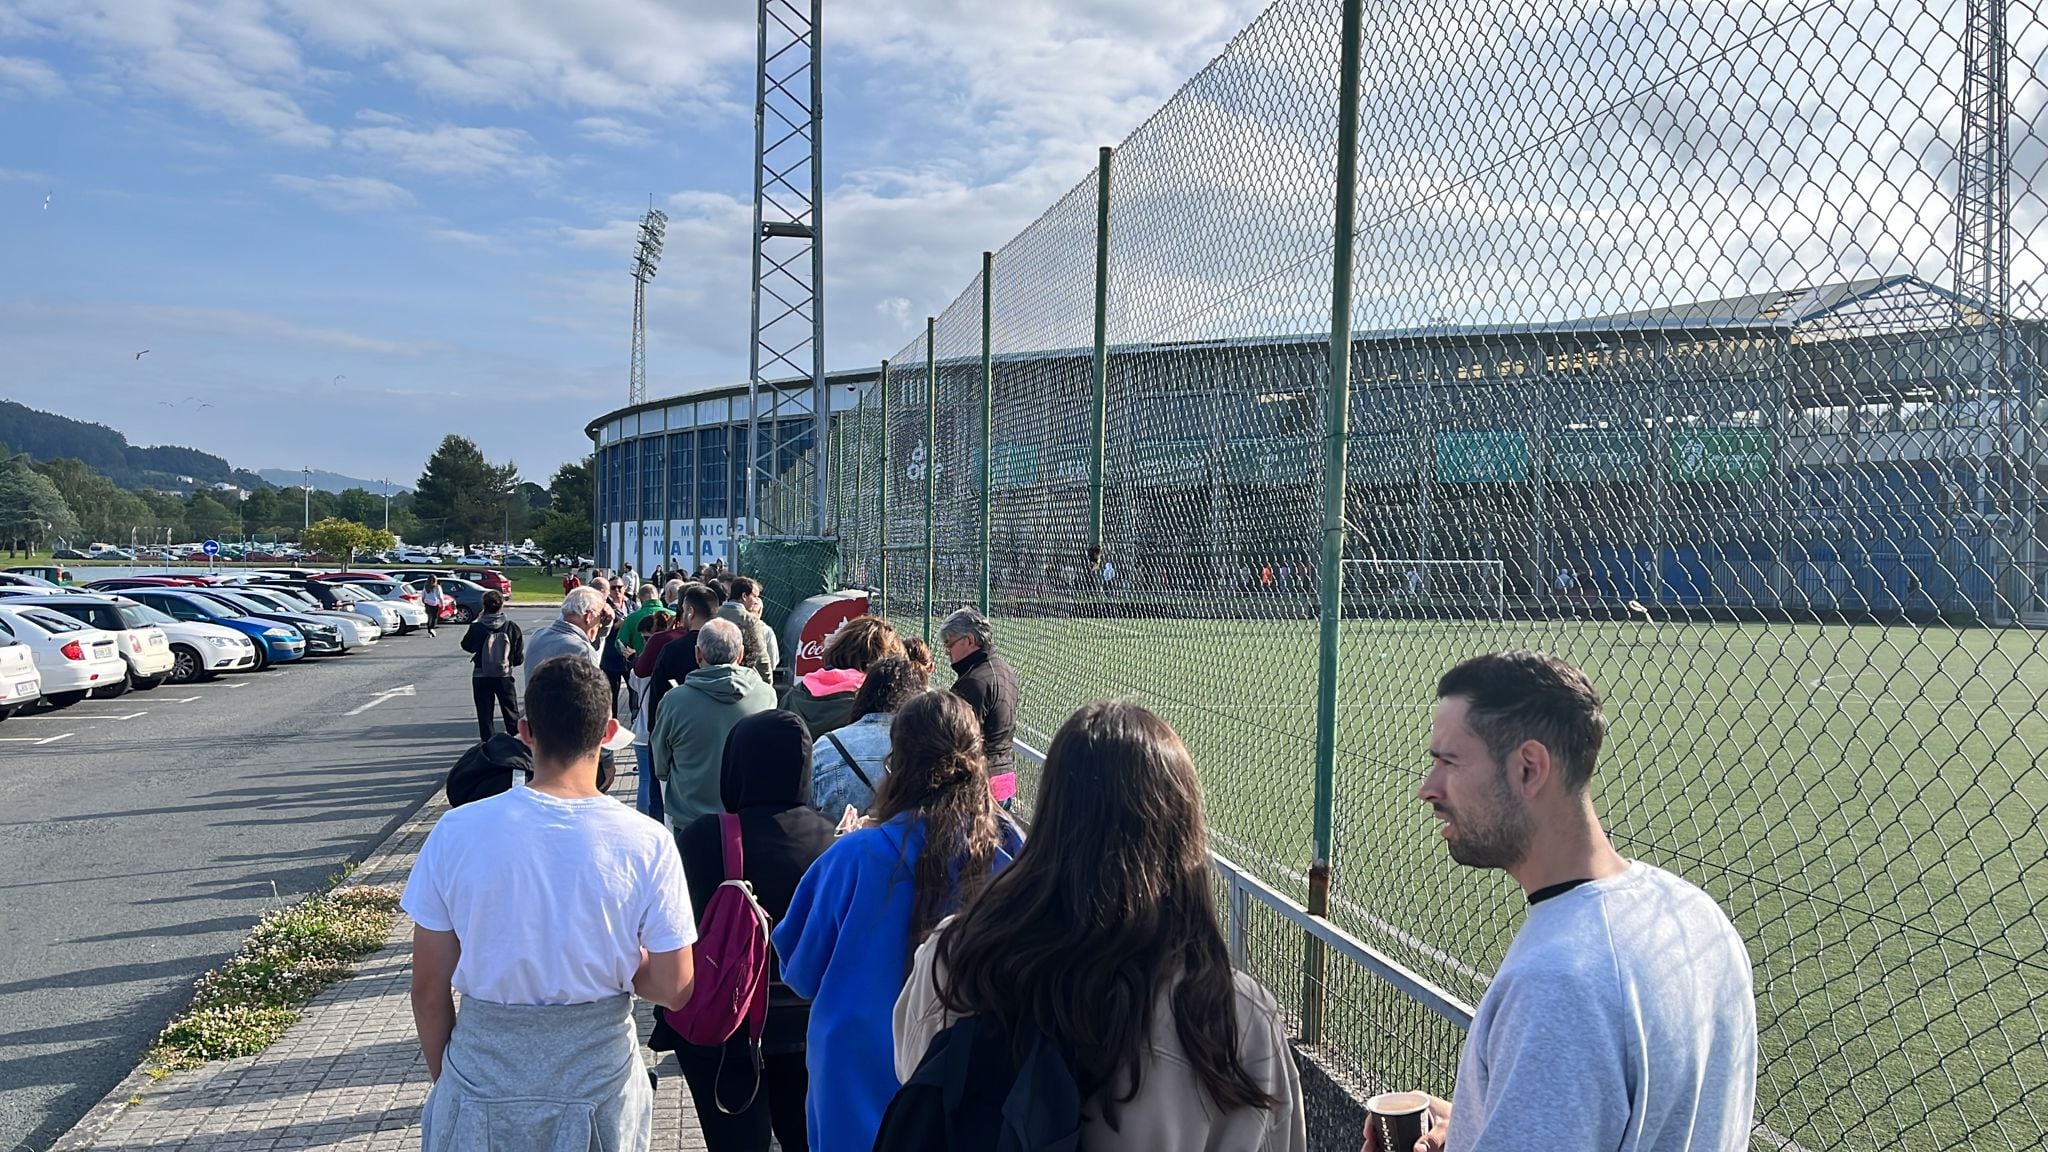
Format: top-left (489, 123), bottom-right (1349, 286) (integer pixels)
top-left (0, 0), bottom-right (1267, 486)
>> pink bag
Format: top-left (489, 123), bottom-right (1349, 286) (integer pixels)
top-left (657, 814), bottom-right (771, 1109)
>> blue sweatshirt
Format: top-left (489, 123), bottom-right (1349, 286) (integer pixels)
top-left (773, 812), bottom-right (1023, 1152)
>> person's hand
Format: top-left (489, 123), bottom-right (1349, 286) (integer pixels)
top-left (1360, 1095), bottom-right (1450, 1152)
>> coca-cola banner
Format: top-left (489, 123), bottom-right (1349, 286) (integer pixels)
top-left (781, 591), bottom-right (870, 679)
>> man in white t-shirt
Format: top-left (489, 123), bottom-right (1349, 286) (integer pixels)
top-left (1369, 650), bottom-right (1756, 1152)
top-left (404, 656), bottom-right (697, 1152)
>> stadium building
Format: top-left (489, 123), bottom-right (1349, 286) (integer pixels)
top-left (590, 276), bottom-right (2048, 623)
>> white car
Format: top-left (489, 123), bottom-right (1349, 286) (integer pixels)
top-left (15, 594), bottom-right (177, 694)
top-left (0, 631), bottom-right (41, 720)
top-left (230, 587), bottom-right (382, 647)
top-left (0, 604), bottom-right (127, 708)
top-left (125, 601), bottom-right (259, 681)
top-left (320, 583), bottom-right (406, 633)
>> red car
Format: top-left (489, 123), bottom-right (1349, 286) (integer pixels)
top-left (83, 576), bottom-right (218, 591)
top-left (452, 568), bottom-right (512, 595)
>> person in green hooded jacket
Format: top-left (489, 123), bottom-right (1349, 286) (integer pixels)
top-left (651, 617), bottom-right (777, 831)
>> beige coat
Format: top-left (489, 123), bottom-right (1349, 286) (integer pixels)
top-left (893, 925), bottom-right (1307, 1152)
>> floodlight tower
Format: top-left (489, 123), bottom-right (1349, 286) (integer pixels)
top-left (629, 205), bottom-right (668, 406)
top-left (1955, 0), bottom-right (2010, 334)
top-left (745, 0), bottom-right (828, 538)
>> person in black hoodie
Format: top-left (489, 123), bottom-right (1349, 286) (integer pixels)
top-left (667, 710), bottom-right (836, 1152)
top-left (459, 590), bottom-right (526, 744)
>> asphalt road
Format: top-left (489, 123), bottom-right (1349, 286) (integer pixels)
top-left (0, 608), bottom-right (558, 1152)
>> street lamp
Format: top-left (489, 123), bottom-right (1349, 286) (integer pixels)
top-left (302, 467), bottom-right (311, 532)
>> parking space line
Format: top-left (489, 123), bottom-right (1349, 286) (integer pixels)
top-left (165, 696), bottom-right (203, 703)
top-left (35, 733), bottom-right (72, 745)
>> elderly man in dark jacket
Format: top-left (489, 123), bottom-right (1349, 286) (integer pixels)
top-left (939, 606), bottom-right (1018, 777)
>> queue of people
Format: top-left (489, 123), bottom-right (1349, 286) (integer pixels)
top-left (408, 574), bottom-right (1755, 1152)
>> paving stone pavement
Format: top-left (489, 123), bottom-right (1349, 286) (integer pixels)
top-left (55, 773), bottom-right (710, 1152)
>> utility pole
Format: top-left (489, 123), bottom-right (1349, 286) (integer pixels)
top-left (381, 479), bottom-right (391, 533)
top-left (302, 467), bottom-right (311, 532)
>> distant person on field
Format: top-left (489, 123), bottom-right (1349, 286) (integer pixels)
top-left (940, 607), bottom-right (1018, 780)
top-left (715, 576), bottom-right (775, 684)
top-left (1364, 651), bottom-right (1756, 1152)
top-left (525, 586), bottom-right (606, 689)
top-left (774, 690), bottom-right (1024, 1152)
top-left (460, 590), bottom-right (525, 744)
top-left (404, 657), bottom-right (696, 1152)
top-left (665, 710), bottom-right (836, 1152)
top-left (786, 615), bottom-right (905, 737)
top-left (651, 618), bottom-right (777, 831)
top-left (809, 654), bottom-right (927, 823)
top-left (893, 700), bottom-right (1305, 1150)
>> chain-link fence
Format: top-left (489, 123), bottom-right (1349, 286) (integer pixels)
top-left (827, 0), bottom-right (2048, 1146)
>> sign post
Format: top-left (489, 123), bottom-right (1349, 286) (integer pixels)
top-left (202, 538), bottom-right (220, 574)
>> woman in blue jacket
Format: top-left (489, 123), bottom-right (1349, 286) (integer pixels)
top-left (772, 689), bottom-right (1023, 1152)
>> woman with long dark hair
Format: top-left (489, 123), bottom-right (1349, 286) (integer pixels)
top-left (773, 690), bottom-right (1024, 1152)
top-left (894, 700), bottom-right (1304, 1150)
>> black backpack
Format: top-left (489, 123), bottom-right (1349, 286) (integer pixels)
top-left (446, 734), bottom-right (533, 807)
top-left (872, 1015), bottom-right (1082, 1152)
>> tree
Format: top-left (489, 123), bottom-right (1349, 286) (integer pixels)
top-left (184, 492), bottom-right (234, 540)
top-left (302, 517), bottom-right (396, 562)
top-left (0, 453), bottom-right (79, 555)
top-left (414, 435), bottom-right (519, 545)
top-left (535, 457), bottom-right (595, 562)
top-left (31, 458), bottom-right (137, 542)
top-left (334, 487), bottom-right (384, 526)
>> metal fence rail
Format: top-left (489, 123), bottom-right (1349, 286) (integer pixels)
top-left (827, 0), bottom-right (2048, 1147)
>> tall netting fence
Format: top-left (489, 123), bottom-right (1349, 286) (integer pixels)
top-left (824, 0), bottom-right (2048, 1147)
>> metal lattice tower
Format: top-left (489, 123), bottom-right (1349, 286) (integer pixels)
top-left (1955, 0), bottom-right (2011, 329)
top-left (746, 0), bottom-right (828, 537)
top-left (628, 206), bottom-right (667, 406)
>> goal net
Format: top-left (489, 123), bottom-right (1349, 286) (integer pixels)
top-left (1342, 559), bottom-right (1507, 618)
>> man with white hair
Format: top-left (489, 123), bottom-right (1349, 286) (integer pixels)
top-left (650, 617), bottom-right (776, 831)
top-left (940, 606), bottom-right (1019, 778)
top-left (524, 586), bottom-right (608, 690)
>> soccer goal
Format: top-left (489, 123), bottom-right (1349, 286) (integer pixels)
top-left (1342, 558), bottom-right (1507, 618)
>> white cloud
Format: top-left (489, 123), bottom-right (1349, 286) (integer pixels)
top-left (269, 173), bottom-right (414, 212)
top-left (0, 167), bottom-right (48, 183)
top-left (574, 116), bottom-right (654, 148)
top-left (5, 0), bottom-right (332, 146)
top-left (130, 304), bottom-right (442, 355)
top-left (0, 54), bottom-right (65, 96)
top-left (343, 121), bottom-right (553, 179)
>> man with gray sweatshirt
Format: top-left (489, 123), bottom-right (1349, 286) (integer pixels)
top-left (1375, 650), bottom-right (1756, 1152)
top-left (524, 586), bottom-right (607, 688)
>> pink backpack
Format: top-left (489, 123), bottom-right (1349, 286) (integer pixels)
top-left (658, 815), bottom-right (772, 1107)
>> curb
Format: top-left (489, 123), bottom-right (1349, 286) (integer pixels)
top-left (47, 785), bottom-right (450, 1152)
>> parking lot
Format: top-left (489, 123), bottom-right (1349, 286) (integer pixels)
top-left (0, 608), bottom-right (557, 1152)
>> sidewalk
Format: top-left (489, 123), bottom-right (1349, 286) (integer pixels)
top-left (54, 774), bottom-right (707, 1152)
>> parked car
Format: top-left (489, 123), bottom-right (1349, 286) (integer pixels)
top-left (0, 604), bottom-right (126, 708)
top-left (0, 573), bottom-right (60, 589)
top-left (313, 574), bottom-right (430, 630)
top-left (451, 567), bottom-right (512, 595)
top-left (227, 586), bottom-right (380, 647)
top-left (16, 594), bottom-right (177, 693)
top-left (51, 548), bottom-right (90, 561)
top-left (244, 578), bottom-right (407, 634)
top-left (121, 589), bottom-right (306, 670)
top-left (83, 576), bottom-right (216, 592)
top-left (120, 600), bottom-right (258, 682)
top-left (0, 630), bottom-right (42, 720)
top-left (402, 574), bottom-right (489, 622)
top-left (179, 589), bottom-right (347, 656)
top-left (5, 565), bottom-right (71, 585)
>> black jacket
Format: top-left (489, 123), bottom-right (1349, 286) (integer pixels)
top-left (643, 627), bottom-right (700, 725)
top-left (674, 710), bottom-right (837, 1053)
top-left (949, 648), bottom-right (1019, 776)
top-left (458, 613), bottom-right (524, 677)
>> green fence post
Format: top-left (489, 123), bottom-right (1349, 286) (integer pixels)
top-left (924, 316), bottom-right (938, 645)
top-left (1088, 145), bottom-right (1113, 563)
top-left (1304, 0), bottom-right (1366, 1049)
top-left (980, 249), bottom-right (995, 615)
top-left (878, 359), bottom-right (890, 619)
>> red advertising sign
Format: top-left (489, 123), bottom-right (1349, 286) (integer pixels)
top-left (783, 591), bottom-right (870, 678)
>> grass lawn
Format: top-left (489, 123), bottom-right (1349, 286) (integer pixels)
top-left (974, 609), bottom-right (2047, 1152)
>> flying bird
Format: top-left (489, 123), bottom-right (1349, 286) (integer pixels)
top-left (42, 194), bottom-right (50, 211)
top-left (333, 375), bottom-right (345, 384)
top-left (134, 350), bottom-right (149, 360)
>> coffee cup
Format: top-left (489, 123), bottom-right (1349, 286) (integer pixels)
top-left (1365, 1091), bottom-right (1430, 1152)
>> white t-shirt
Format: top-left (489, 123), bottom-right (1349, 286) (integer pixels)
top-left (400, 786), bottom-right (698, 1006)
top-left (1447, 861), bottom-right (1756, 1152)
